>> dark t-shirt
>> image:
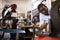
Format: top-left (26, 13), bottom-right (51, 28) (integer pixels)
top-left (51, 1), bottom-right (60, 33)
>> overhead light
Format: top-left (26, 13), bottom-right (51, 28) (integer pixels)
top-left (32, 0), bottom-right (37, 2)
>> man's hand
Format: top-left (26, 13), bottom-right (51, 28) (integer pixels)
top-left (40, 23), bottom-right (48, 30)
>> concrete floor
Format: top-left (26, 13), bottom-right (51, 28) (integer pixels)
top-left (35, 36), bottom-right (60, 40)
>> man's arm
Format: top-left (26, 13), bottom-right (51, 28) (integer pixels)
top-left (4, 7), bottom-right (11, 16)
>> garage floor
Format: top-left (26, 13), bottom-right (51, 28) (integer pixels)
top-left (35, 36), bottom-right (60, 40)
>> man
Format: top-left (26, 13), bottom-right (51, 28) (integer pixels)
top-left (37, 4), bottom-right (50, 34)
top-left (10, 4), bottom-right (18, 29)
top-left (2, 5), bottom-right (9, 28)
top-left (51, 0), bottom-right (60, 37)
top-left (2, 4), bottom-right (18, 40)
top-left (10, 4), bottom-right (18, 40)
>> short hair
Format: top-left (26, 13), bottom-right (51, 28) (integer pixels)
top-left (37, 3), bottom-right (47, 12)
top-left (58, 4), bottom-right (60, 12)
top-left (57, 4), bottom-right (60, 16)
top-left (11, 4), bottom-right (17, 8)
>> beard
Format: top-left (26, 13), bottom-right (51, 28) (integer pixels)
top-left (43, 11), bottom-right (49, 16)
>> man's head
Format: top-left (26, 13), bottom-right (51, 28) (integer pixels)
top-left (58, 4), bottom-right (60, 13)
top-left (58, 4), bottom-right (60, 16)
top-left (11, 4), bottom-right (17, 12)
top-left (38, 4), bottom-right (48, 15)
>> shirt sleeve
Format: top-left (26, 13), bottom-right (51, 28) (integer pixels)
top-left (4, 7), bottom-right (11, 16)
top-left (44, 15), bottom-right (51, 24)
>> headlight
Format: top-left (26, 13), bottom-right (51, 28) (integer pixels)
top-left (29, 28), bottom-right (33, 32)
top-left (29, 27), bottom-right (39, 32)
